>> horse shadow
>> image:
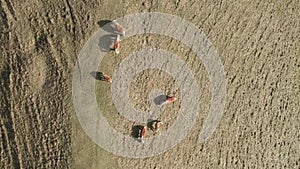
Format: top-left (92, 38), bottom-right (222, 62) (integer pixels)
top-left (90, 71), bottom-right (108, 81)
top-left (131, 125), bottom-right (144, 139)
top-left (97, 19), bottom-right (120, 34)
top-left (147, 119), bottom-right (161, 132)
top-left (97, 20), bottom-right (113, 32)
top-left (98, 34), bottom-right (116, 52)
top-left (153, 95), bottom-right (167, 105)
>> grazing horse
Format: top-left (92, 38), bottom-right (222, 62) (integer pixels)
top-left (114, 34), bottom-right (121, 54)
top-left (147, 120), bottom-right (163, 133)
top-left (112, 20), bottom-right (125, 36)
top-left (165, 96), bottom-right (176, 104)
top-left (102, 72), bottom-right (112, 83)
top-left (138, 126), bottom-right (147, 143)
top-left (152, 120), bottom-right (163, 132)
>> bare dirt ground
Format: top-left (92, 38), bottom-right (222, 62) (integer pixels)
top-left (0, 0), bottom-right (299, 168)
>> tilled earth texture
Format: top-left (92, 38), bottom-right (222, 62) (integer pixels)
top-left (0, 0), bottom-right (299, 169)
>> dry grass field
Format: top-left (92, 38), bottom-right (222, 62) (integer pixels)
top-left (0, 0), bottom-right (299, 168)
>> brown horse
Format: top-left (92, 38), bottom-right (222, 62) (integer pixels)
top-left (165, 96), bottom-right (176, 104)
top-left (112, 20), bottom-right (125, 36)
top-left (138, 126), bottom-right (147, 143)
top-left (148, 120), bottom-right (163, 133)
